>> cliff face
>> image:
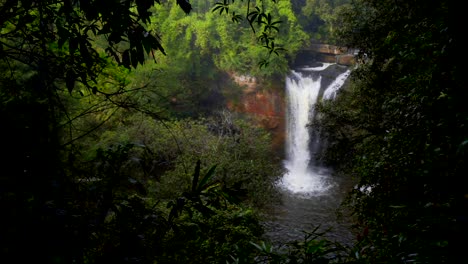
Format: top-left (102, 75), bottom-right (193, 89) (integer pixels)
top-left (227, 73), bottom-right (286, 155)
top-left (238, 88), bottom-right (285, 130)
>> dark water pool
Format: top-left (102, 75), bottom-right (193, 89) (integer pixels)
top-left (260, 174), bottom-right (356, 248)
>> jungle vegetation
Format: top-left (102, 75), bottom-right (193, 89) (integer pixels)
top-left (316, 0), bottom-right (468, 263)
top-left (1, 0), bottom-right (465, 263)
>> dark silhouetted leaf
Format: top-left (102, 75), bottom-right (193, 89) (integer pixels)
top-left (122, 49), bottom-right (131, 69)
top-left (192, 160), bottom-right (201, 193)
top-left (65, 70), bottom-right (75, 94)
top-left (136, 45), bottom-right (145, 64)
top-left (176, 0), bottom-right (192, 14)
top-left (197, 165), bottom-right (217, 193)
top-left (69, 38), bottom-right (78, 54)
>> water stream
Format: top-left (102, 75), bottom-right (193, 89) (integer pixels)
top-left (262, 63), bottom-right (355, 247)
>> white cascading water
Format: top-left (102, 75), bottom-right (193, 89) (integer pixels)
top-left (323, 69), bottom-right (351, 100)
top-left (280, 64), bottom-right (350, 195)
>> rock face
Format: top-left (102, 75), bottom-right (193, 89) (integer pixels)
top-left (227, 72), bottom-right (286, 155)
top-left (308, 44), bottom-right (347, 55)
top-left (239, 89), bottom-right (285, 130)
top-left (299, 43), bottom-right (356, 66)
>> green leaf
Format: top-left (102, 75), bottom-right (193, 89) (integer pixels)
top-left (106, 47), bottom-right (120, 64)
top-left (231, 12), bottom-right (242, 23)
top-left (306, 240), bottom-right (326, 254)
top-left (258, 59), bottom-right (269, 68)
top-left (212, 5), bottom-right (223, 13)
top-left (249, 241), bottom-right (264, 251)
top-left (197, 165), bottom-right (217, 192)
top-left (176, 0), bottom-right (192, 14)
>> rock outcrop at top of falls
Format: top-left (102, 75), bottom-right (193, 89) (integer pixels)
top-left (297, 43), bottom-right (357, 67)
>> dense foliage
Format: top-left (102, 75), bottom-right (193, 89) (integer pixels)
top-left (316, 0), bottom-right (468, 262)
top-left (0, 0), bottom-right (351, 263)
top-left (10, 0), bottom-right (462, 263)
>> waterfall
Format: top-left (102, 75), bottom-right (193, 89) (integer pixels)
top-left (264, 63), bottom-right (355, 247)
top-left (280, 64), bottom-right (350, 195)
top-left (323, 69), bottom-right (351, 100)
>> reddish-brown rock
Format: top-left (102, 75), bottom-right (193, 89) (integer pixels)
top-left (227, 72), bottom-right (286, 154)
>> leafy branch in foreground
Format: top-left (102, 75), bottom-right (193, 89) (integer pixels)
top-left (0, 0), bottom-right (191, 95)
